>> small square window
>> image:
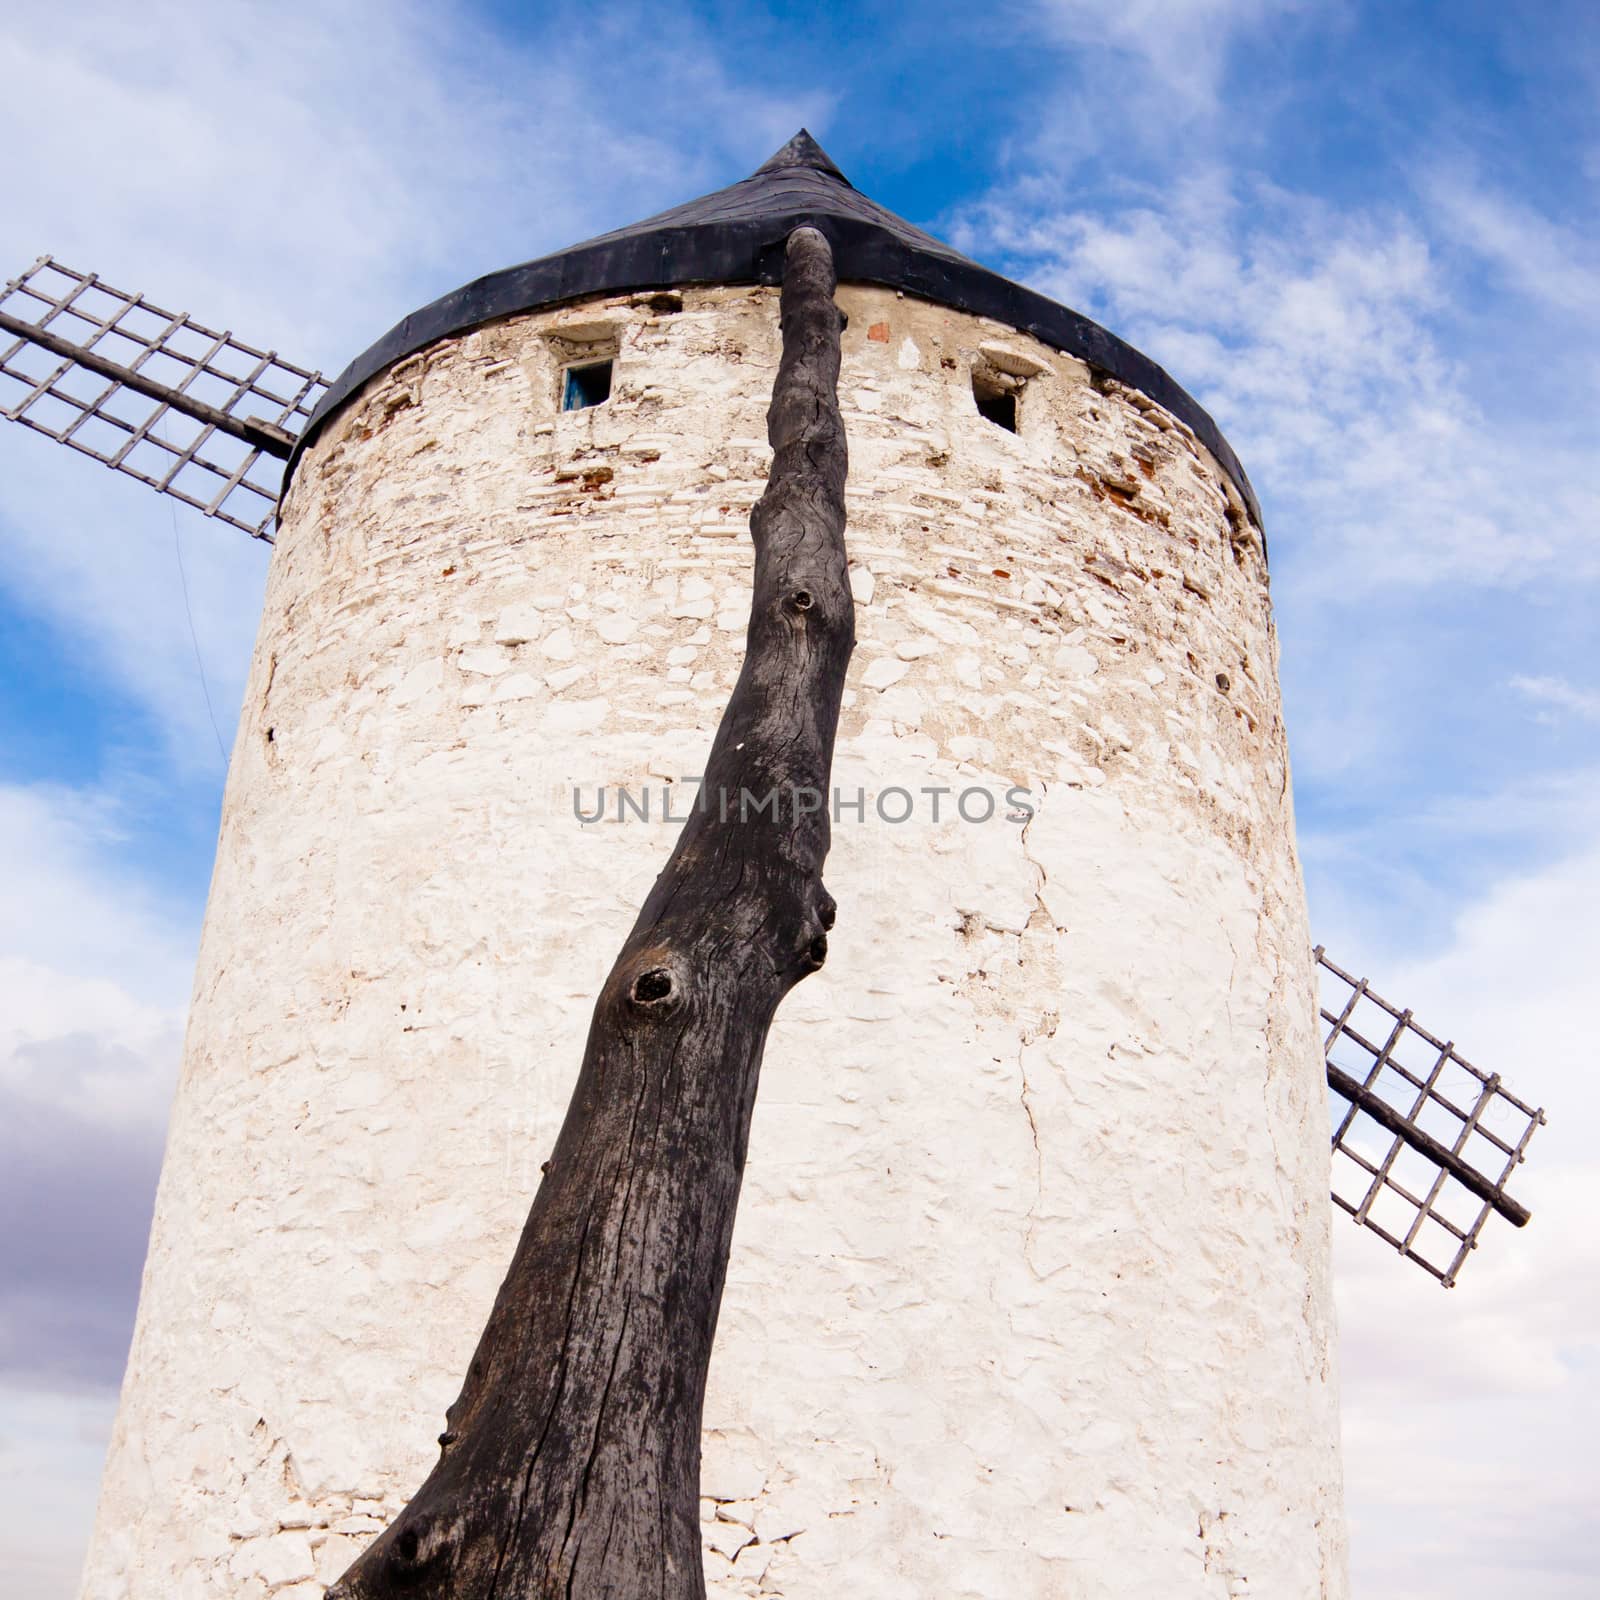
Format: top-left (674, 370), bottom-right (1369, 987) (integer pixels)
top-left (563, 361), bottom-right (613, 411)
top-left (972, 370), bottom-right (1018, 432)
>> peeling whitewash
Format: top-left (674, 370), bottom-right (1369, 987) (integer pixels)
top-left (80, 283), bottom-right (1347, 1598)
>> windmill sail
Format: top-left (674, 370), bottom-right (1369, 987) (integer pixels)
top-left (0, 257), bottom-right (325, 540)
top-left (1316, 947), bottom-right (1545, 1285)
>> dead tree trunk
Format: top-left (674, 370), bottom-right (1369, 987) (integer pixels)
top-left (327, 226), bottom-right (852, 1600)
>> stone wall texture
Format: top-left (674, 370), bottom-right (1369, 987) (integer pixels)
top-left (79, 283), bottom-right (1347, 1599)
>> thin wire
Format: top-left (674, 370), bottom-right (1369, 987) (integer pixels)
top-left (159, 417), bottom-right (229, 772)
top-left (171, 497), bottom-right (229, 772)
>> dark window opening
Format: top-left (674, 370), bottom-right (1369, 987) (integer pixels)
top-left (975, 388), bottom-right (1016, 431)
top-left (972, 370), bottom-right (1018, 432)
top-left (563, 361), bottom-right (613, 411)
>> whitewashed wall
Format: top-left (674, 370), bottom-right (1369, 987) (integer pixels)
top-left (80, 282), bottom-right (1346, 1599)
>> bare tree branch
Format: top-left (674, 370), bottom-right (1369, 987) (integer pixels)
top-left (327, 224), bottom-right (853, 1600)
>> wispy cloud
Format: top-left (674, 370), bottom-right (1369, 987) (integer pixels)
top-left (1426, 168), bottom-right (1600, 320)
top-left (1, 0), bottom-right (829, 771)
top-left (1332, 838), bottom-right (1598, 1600)
top-left (1511, 674), bottom-right (1600, 723)
top-left (1030, 0), bottom-right (1309, 119)
top-left (951, 171), bottom-right (1598, 589)
top-left (4, 0), bottom-right (830, 363)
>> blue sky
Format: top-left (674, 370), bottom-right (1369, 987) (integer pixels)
top-left (1, 2), bottom-right (1596, 1596)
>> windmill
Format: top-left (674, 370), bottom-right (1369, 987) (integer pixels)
top-left (3, 134), bottom-right (1546, 1597)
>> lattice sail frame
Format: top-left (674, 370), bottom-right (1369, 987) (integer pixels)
top-left (1317, 947), bottom-right (1545, 1286)
top-left (0, 257), bottom-right (325, 540)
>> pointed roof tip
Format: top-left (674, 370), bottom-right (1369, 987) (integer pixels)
top-left (296, 121), bottom-right (1260, 530)
top-left (754, 129), bottom-right (852, 187)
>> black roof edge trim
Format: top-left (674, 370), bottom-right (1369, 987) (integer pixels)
top-left (286, 213), bottom-right (1261, 531)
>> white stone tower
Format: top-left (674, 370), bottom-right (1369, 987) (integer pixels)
top-left (80, 134), bottom-right (1346, 1598)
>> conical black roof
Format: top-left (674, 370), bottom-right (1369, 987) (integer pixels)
top-left (293, 132), bottom-right (1255, 522)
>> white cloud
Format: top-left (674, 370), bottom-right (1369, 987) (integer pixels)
top-left (0, 1384), bottom-right (120, 1600)
top-left (951, 172), bottom-right (1599, 589)
top-left (1299, 760), bottom-right (1600, 968)
top-left (1031, 0), bottom-right (1308, 118)
top-left (0, 440), bottom-right (269, 778)
top-left (1511, 673), bottom-right (1600, 723)
top-left (1426, 169), bottom-right (1600, 319)
top-left (3, 0), bottom-right (828, 364)
top-left (1330, 840), bottom-right (1599, 1599)
top-left (0, 780), bottom-right (194, 1588)
top-left (0, 0), bottom-right (830, 768)
top-left (0, 783), bottom-right (194, 1036)
top-left (1373, 845), bottom-right (1594, 1153)
top-left (0, 781), bottom-right (191, 1317)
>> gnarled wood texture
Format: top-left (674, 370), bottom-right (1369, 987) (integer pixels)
top-left (327, 225), bottom-right (852, 1600)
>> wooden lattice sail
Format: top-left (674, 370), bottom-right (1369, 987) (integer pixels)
top-left (0, 255), bottom-right (324, 539)
top-left (1317, 947), bottom-right (1545, 1285)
